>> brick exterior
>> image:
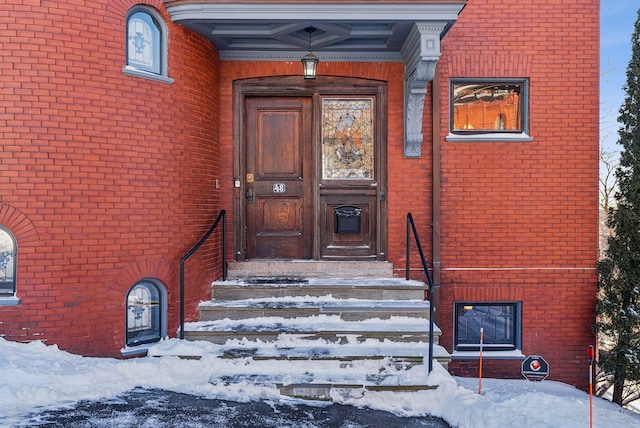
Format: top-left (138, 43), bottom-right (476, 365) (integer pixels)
top-left (436, 0), bottom-right (599, 389)
top-left (0, 0), bottom-right (598, 390)
top-left (0, 0), bottom-right (221, 356)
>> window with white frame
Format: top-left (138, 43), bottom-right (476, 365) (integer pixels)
top-left (454, 302), bottom-right (521, 351)
top-left (126, 279), bottom-right (166, 347)
top-left (124, 6), bottom-right (173, 83)
top-left (0, 227), bottom-right (16, 297)
top-left (448, 79), bottom-right (530, 141)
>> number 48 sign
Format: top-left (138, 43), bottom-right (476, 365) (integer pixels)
top-left (521, 355), bottom-right (549, 381)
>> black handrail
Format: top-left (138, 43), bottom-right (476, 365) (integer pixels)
top-left (179, 210), bottom-right (226, 340)
top-left (406, 212), bottom-right (435, 373)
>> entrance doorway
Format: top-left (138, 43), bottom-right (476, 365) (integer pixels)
top-left (244, 97), bottom-right (313, 259)
top-left (233, 76), bottom-right (387, 261)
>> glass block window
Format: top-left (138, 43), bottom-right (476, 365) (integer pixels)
top-left (454, 302), bottom-right (521, 351)
top-left (450, 80), bottom-right (528, 135)
top-left (126, 280), bottom-right (164, 346)
top-left (0, 227), bottom-right (16, 296)
top-left (322, 98), bottom-right (375, 180)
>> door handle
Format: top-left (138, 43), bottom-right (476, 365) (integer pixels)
top-left (245, 185), bottom-right (254, 201)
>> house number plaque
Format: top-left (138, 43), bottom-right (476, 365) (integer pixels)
top-left (273, 183), bottom-right (286, 193)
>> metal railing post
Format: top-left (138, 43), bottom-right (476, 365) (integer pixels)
top-left (180, 210), bottom-right (226, 340)
top-left (406, 213), bottom-right (435, 373)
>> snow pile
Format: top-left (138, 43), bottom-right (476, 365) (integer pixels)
top-left (1, 337), bottom-right (640, 427)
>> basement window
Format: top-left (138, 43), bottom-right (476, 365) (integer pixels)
top-left (123, 6), bottom-right (173, 84)
top-left (124, 278), bottom-right (167, 355)
top-left (447, 79), bottom-right (531, 142)
top-left (0, 227), bottom-right (17, 303)
top-left (454, 302), bottom-right (521, 352)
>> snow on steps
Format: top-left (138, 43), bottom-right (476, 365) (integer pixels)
top-left (148, 337), bottom-right (446, 400)
top-left (170, 274), bottom-right (449, 400)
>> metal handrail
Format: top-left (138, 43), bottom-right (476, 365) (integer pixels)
top-left (406, 212), bottom-right (436, 373)
top-left (179, 210), bottom-right (226, 340)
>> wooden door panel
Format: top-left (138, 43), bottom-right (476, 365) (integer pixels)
top-left (246, 97), bottom-right (312, 259)
top-left (320, 194), bottom-right (378, 260)
top-left (257, 112), bottom-right (300, 178)
top-left (258, 198), bottom-right (303, 235)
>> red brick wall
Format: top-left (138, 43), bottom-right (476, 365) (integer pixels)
top-left (0, 0), bottom-right (599, 392)
top-left (0, 0), bottom-right (221, 356)
top-left (436, 0), bottom-right (599, 389)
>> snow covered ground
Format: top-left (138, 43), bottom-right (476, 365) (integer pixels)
top-left (1, 337), bottom-right (639, 427)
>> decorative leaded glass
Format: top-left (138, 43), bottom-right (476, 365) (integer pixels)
top-left (126, 282), bottom-right (160, 346)
top-left (322, 98), bottom-right (374, 180)
top-left (0, 228), bottom-right (16, 295)
top-left (127, 12), bottom-right (161, 74)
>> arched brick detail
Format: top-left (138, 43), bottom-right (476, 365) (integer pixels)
top-left (0, 203), bottom-right (39, 245)
top-left (105, 0), bottom-right (171, 24)
top-left (109, 258), bottom-right (177, 294)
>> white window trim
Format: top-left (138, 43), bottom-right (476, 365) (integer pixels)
top-left (122, 65), bottom-right (174, 84)
top-left (124, 6), bottom-right (173, 84)
top-left (451, 349), bottom-right (525, 360)
top-left (446, 132), bottom-right (533, 143)
top-left (0, 296), bottom-right (20, 306)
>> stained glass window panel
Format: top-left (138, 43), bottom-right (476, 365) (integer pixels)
top-left (0, 228), bottom-right (16, 295)
top-left (127, 12), bottom-right (160, 74)
top-left (322, 98), bottom-right (374, 180)
top-left (126, 282), bottom-right (160, 346)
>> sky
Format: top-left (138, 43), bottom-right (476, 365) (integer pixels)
top-left (2, 337), bottom-right (640, 427)
top-left (600, 1), bottom-right (639, 153)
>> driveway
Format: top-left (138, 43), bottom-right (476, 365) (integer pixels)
top-left (15, 388), bottom-right (450, 427)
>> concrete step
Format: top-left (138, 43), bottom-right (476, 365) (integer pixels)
top-left (198, 297), bottom-right (431, 321)
top-left (182, 314), bottom-right (440, 345)
top-left (175, 269), bottom-right (449, 401)
top-left (147, 338), bottom-right (447, 401)
top-left (149, 338), bottom-right (446, 362)
top-left (211, 277), bottom-right (426, 301)
top-left (208, 355), bottom-right (442, 400)
top-left (227, 260), bottom-right (394, 279)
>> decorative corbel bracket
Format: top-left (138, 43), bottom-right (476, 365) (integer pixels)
top-left (402, 22), bottom-right (448, 158)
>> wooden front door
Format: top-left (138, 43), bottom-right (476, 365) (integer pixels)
top-left (234, 76), bottom-right (387, 261)
top-left (245, 97), bottom-right (313, 259)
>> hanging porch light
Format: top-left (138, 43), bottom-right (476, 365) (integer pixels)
top-left (301, 26), bottom-right (319, 79)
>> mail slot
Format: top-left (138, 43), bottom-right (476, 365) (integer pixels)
top-left (334, 206), bottom-right (362, 234)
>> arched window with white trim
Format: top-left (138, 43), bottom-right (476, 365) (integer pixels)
top-left (123, 6), bottom-right (173, 84)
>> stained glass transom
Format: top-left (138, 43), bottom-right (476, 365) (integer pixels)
top-left (322, 98), bottom-right (374, 180)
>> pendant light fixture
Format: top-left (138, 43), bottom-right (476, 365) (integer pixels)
top-left (301, 26), bottom-right (319, 79)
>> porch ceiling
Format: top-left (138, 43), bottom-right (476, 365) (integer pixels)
top-left (162, 1), bottom-right (467, 62)
top-left (162, 1), bottom-right (468, 158)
